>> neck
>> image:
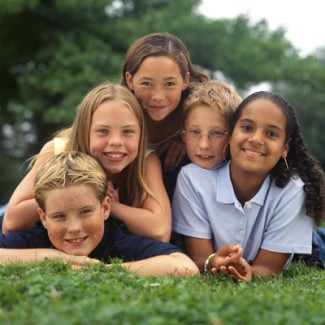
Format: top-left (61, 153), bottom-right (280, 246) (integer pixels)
top-left (145, 108), bottom-right (182, 143)
top-left (230, 164), bottom-right (266, 205)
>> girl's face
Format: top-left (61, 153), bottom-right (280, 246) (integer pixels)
top-left (230, 98), bottom-right (289, 179)
top-left (39, 185), bottom-right (110, 256)
top-left (125, 56), bottom-right (190, 122)
top-left (89, 100), bottom-right (141, 178)
top-left (182, 105), bottom-right (229, 169)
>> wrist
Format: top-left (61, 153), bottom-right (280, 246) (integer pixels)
top-left (203, 253), bottom-right (216, 273)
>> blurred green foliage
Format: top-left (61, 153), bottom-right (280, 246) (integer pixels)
top-left (0, 0), bottom-right (325, 202)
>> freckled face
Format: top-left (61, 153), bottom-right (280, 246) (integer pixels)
top-left (182, 105), bottom-right (229, 169)
top-left (89, 100), bottom-right (141, 178)
top-left (230, 98), bottom-right (289, 180)
top-left (126, 56), bottom-right (189, 122)
top-left (38, 185), bottom-right (110, 256)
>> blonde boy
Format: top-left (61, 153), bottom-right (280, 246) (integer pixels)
top-left (0, 151), bottom-right (198, 277)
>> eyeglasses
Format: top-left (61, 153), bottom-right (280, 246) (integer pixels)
top-left (182, 129), bottom-right (229, 142)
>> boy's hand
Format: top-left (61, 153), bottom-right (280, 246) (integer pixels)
top-left (157, 137), bottom-right (186, 172)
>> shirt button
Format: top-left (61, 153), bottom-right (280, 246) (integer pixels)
top-left (246, 203), bottom-right (252, 209)
top-left (239, 229), bottom-right (245, 235)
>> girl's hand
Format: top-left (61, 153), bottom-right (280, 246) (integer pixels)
top-left (209, 245), bottom-right (243, 274)
top-left (226, 259), bottom-right (253, 283)
top-left (157, 137), bottom-right (186, 172)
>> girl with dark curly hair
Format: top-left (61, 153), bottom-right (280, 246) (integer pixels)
top-left (173, 91), bottom-right (325, 281)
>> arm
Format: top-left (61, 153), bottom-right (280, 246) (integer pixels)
top-left (184, 236), bottom-right (246, 276)
top-left (0, 248), bottom-right (198, 277)
top-left (110, 153), bottom-right (172, 242)
top-left (0, 248), bottom-right (98, 266)
top-left (3, 141), bottom-right (55, 233)
top-left (111, 252), bottom-right (198, 277)
top-left (250, 249), bottom-right (290, 277)
top-left (184, 236), bottom-right (215, 270)
top-left (157, 136), bottom-right (187, 172)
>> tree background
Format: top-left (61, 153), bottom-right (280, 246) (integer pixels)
top-left (1, 0), bottom-right (325, 203)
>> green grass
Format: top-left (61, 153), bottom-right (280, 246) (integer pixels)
top-left (0, 261), bottom-right (324, 325)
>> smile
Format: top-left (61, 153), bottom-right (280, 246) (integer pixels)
top-left (66, 237), bottom-right (87, 243)
top-left (243, 149), bottom-right (264, 157)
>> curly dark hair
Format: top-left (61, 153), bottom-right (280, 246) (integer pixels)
top-left (230, 91), bottom-right (325, 226)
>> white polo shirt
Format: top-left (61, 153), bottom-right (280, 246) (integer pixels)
top-left (172, 162), bottom-right (313, 264)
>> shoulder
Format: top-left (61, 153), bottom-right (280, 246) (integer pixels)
top-left (0, 223), bottom-right (50, 248)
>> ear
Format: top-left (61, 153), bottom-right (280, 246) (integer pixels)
top-left (282, 141), bottom-right (290, 159)
top-left (38, 207), bottom-right (48, 229)
top-left (125, 72), bottom-right (134, 90)
top-left (102, 196), bottom-right (111, 221)
top-left (181, 130), bottom-right (186, 143)
top-left (182, 72), bottom-right (190, 90)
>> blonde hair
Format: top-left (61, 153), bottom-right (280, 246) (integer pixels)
top-left (182, 81), bottom-right (242, 125)
top-left (65, 82), bottom-right (151, 207)
top-left (34, 151), bottom-right (107, 211)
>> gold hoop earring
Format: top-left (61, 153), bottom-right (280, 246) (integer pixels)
top-left (223, 143), bottom-right (230, 161)
top-left (283, 157), bottom-right (289, 170)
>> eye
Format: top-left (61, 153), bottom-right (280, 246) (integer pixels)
top-left (165, 81), bottom-right (176, 87)
top-left (97, 129), bottom-right (108, 135)
top-left (189, 129), bottom-right (201, 136)
top-left (267, 131), bottom-right (279, 138)
top-left (240, 125), bottom-right (252, 132)
top-left (52, 214), bottom-right (65, 220)
top-left (80, 209), bottom-right (92, 215)
top-left (209, 130), bottom-right (227, 140)
top-left (210, 130), bottom-right (224, 136)
top-left (141, 81), bottom-right (152, 87)
top-left (123, 129), bottom-right (136, 136)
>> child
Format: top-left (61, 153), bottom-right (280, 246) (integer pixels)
top-left (172, 91), bottom-right (325, 281)
top-left (3, 83), bottom-right (171, 242)
top-left (121, 32), bottom-right (210, 199)
top-left (181, 81), bottom-right (242, 169)
top-left (0, 151), bottom-right (198, 277)
top-left (172, 80), bottom-right (242, 251)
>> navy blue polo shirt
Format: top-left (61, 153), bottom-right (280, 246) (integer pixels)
top-left (0, 216), bottom-right (181, 262)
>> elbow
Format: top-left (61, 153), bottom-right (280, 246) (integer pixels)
top-left (170, 252), bottom-right (200, 277)
top-left (150, 225), bottom-right (171, 242)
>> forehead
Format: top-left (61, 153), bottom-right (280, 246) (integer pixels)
top-left (137, 56), bottom-right (182, 76)
top-left (240, 98), bottom-right (286, 128)
top-left (94, 100), bottom-right (139, 123)
top-left (185, 104), bottom-right (227, 123)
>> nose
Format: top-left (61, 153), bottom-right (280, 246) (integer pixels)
top-left (67, 217), bottom-right (82, 233)
top-left (198, 134), bottom-right (211, 149)
top-left (248, 130), bottom-right (264, 144)
top-left (108, 132), bottom-right (122, 147)
top-left (152, 88), bottom-right (165, 102)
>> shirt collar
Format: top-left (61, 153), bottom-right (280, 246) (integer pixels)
top-left (217, 161), bottom-right (271, 206)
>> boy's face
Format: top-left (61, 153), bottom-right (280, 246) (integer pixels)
top-left (38, 184), bottom-right (110, 256)
top-left (182, 104), bottom-right (229, 169)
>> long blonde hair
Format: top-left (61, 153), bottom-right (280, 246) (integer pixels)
top-left (65, 82), bottom-right (151, 207)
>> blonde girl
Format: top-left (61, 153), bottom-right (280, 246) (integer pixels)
top-left (3, 83), bottom-right (171, 241)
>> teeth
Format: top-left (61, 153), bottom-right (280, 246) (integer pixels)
top-left (244, 149), bottom-right (262, 156)
top-left (107, 153), bottom-right (123, 158)
top-left (69, 238), bottom-right (85, 243)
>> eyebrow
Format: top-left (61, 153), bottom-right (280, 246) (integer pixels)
top-left (139, 76), bottom-right (178, 81)
top-left (239, 118), bottom-right (284, 132)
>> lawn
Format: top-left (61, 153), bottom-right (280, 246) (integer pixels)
top-left (0, 260), bottom-right (324, 325)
